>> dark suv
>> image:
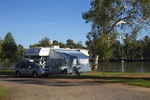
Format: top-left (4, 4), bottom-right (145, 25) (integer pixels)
top-left (14, 59), bottom-right (50, 78)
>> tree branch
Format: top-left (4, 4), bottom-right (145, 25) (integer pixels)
top-left (106, 16), bottom-right (135, 37)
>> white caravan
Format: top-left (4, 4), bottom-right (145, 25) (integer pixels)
top-left (25, 47), bottom-right (91, 74)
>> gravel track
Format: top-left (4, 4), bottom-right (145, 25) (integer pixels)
top-left (0, 77), bottom-right (150, 100)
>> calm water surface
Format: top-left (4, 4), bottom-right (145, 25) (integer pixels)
top-left (98, 62), bottom-right (150, 73)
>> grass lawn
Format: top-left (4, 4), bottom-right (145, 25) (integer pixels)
top-left (123, 79), bottom-right (150, 88)
top-left (0, 70), bottom-right (13, 75)
top-left (81, 71), bottom-right (150, 88)
top-left (48, 71), bottom-right (150, 87)
top-left (0, 87), bottom-right (8, 98)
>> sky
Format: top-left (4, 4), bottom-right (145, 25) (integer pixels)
top-left (0, 0), bottom-right (92, 48)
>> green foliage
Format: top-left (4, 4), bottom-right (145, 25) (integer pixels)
top-left (29, 44), bottom-right (40, 48)
top-left (66, 39), bottom-right (75, 49)
top-left (94, 35), bottom-right (112, 60)
top-left (143, 36), bottom-right (150, 59)
top-left (123, 26), bottom-right (141, 59)
top-left (111, 40), bottom-right (124, 59)
top-left (30, 38), bottom-right (85, 49)
top-left (0, 87), bottom-right (8, 98)
top-left (1, 32), bottom-right (17, 61)
top-left (52, 40), bottom-right (59, 46)
top-left (82, 71), bottom-right (150, 87)
top-left (0, 38), bottom-right (3, 59)
top-left (83, 0), bottom-right (150, 60)
top-left (17, 44), bottom-right (26, 60)
top-left (66, 39), bottom-right (85, 49)
top-left (38, 37), bottom-right (51, 47)
top-left (30, 37), bottom-right (51, 48)
top-left (58, 42), bottom-right (67, 48)
top-left (0, 38), bottom-right (3, 50)
top-left (124, 79), bottom-right (150, 88)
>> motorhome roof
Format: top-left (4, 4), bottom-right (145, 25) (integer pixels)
top-left (25, 47), bottom-right (50, 56)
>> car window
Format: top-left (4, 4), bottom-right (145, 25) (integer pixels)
top-left (15, 63), bottom-right (21, 68)
top-left (20, 63), bottom-right (26, 68)
top-left (26, 63), bottom-right (35, 68)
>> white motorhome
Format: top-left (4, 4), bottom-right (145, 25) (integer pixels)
top-left (25, 47), bottom-right (91, 74)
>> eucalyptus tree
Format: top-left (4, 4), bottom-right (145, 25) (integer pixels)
top-left (83, 0), bottom-right (150, 60)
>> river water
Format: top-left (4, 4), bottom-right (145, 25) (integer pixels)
top-left (98, 62), bottom-right (150, 73)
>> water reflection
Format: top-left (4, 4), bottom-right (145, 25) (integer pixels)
top-left (98, 62), bottom-right (150, 73)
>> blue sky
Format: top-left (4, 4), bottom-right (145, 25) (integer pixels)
top-left (0, 0), bottom-right (91, 48)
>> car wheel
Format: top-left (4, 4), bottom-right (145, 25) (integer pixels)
top-left (15, 71), bottom-right (21, 78)
top-left (32, 72), bottom-right (38, 78)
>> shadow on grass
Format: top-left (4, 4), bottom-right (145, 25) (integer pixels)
top-left (0, 71), bottom-right (150, 87)
top-left (0, 70), bottom-right (150, 81)
top-left (48, 74), bottom-right (150, 80)
top-left (0, 70), bottom-right (150, 85)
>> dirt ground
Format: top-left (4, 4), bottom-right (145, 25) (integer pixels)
top-left (0, 76), bottom-right (150, 100)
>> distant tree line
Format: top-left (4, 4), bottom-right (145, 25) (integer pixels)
top-left (111, 35), bottom-right (150, 60)
top-left (0, 33), bottom-right (86, 62)
top-left (0, 32), bottom-right (150, 64)
top-left (29, 37), bottom-right (86, 49)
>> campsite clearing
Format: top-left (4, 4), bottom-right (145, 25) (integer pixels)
top-left (0, 76), bottom-right (150, 100)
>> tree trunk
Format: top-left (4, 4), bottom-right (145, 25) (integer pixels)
top-left (92, 55), bottom-right (99, 71)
